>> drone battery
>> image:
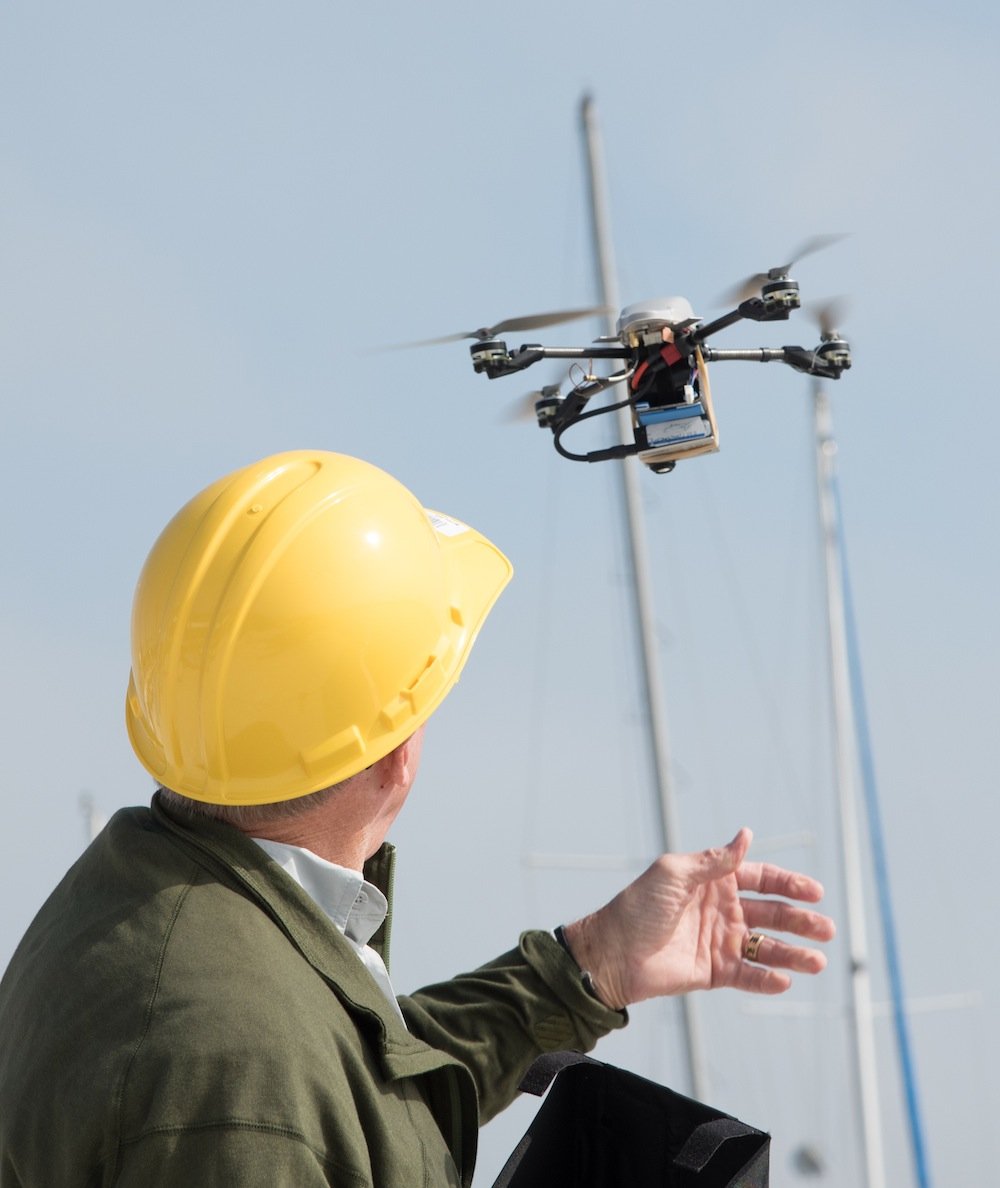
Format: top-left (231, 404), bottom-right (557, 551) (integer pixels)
top-left (633, 344), bottom-right (719, 471)
top-left (638, 401), bottom-right (713, 448)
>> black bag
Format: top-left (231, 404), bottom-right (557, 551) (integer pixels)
top-left (492, 1052), bottom-right (770, 1187)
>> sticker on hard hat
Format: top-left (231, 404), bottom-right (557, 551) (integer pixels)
top-left (426, 511), bottom-right (470, 537)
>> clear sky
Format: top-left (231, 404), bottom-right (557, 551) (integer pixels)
top-left (2, 3), bottom-right (997, 1184)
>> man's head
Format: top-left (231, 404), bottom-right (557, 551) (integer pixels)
top-left (127, 450), bottom-right (511, 810)
top-left (156, 725), bottom-right (426, 864)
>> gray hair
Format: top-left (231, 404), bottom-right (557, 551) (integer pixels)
top-left (156, 780), bottom-right (345, 831)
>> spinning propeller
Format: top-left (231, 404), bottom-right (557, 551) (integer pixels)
top-left (717, 234), bottom-right (848, 307)
top-left (398, 306), bottom-right (609, 349)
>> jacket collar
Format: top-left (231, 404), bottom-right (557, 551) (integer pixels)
top-left (148, 794), bottom-right (445, 1080)
top-left (143, 796), bottom-right (480, 1184)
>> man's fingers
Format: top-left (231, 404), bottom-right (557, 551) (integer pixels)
top-left (736, 859), bottom-right (825, 903)
top-left (741, 898), bottom-right (836, 943)
top-left (742, 933), bottom-right (828, 975)
top-left (730, 963), bottom-right (793, 995)
top-left (692, 827), bottom-right (752, 883)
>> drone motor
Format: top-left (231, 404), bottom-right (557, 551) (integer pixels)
top-left (759, 276), bottom-right (801, 314)
top-left (816, 333), bottom-right (852, 372)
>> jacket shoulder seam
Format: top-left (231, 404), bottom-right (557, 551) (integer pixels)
top-left (111, 872), bottom-right (197, 1177)
top-left (115, 1118), bottom-right (369, 1183)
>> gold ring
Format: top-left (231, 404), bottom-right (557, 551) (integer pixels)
top-left (744, 932), bottom-right (765, 962)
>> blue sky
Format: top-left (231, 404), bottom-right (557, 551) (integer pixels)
top-left (2, 3), bottom-right (998, 1183)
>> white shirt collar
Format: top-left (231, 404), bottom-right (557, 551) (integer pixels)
top-left (250, 837), bottom-right (388, 948)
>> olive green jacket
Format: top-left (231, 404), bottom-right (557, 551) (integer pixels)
top-left (0, 797), bottom-right (625, 1186)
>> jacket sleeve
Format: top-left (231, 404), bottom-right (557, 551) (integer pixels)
top-left (398, 929), bottom-right (627, 1124)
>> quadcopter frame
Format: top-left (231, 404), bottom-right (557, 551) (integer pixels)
top-left (467, 274), bottom-right (851, 474)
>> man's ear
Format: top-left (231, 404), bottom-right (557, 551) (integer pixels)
top-left (396, 730), bottom-right (424, 785)
top-left (375, 736), bottom-right (410, 784)
top-left (377, 733), bottom-right (419, 789)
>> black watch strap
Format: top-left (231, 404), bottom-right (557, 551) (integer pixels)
top-left (553, 925), bottom-right (602, 1001)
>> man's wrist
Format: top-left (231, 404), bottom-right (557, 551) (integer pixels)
top-left (557, 918), bottom-right (629, 1011)
top-left (553, 924), bottom-right (618, 1009)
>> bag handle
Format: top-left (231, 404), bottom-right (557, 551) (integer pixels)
top-left (516, 1050), bottom-right (597, 1097)
top-left (673, 1117), bottom-right (766, 1172)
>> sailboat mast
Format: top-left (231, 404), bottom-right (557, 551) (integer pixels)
top-left (812, 383), bottom-right (887, 1188)
top-left (579, 93), bottom-right (710, 1102)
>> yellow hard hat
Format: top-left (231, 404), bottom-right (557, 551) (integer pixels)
top-left (126, 450), bottom-right (512, 805)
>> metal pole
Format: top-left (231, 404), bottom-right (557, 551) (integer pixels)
top-left (579, 93), bottom-right (710, 1102)
top-left (79, 791), bottom-right (106, 844)
top-left (812, 383), bottom-right (886, 1188)
top-left (828, 399), bottom-right (933, 1186)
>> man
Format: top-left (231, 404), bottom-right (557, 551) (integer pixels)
top-left (0, 449), bottom-right (834, 1186)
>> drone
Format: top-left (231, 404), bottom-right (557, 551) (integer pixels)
top-left (412, 236), bottom-right (851, 474)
